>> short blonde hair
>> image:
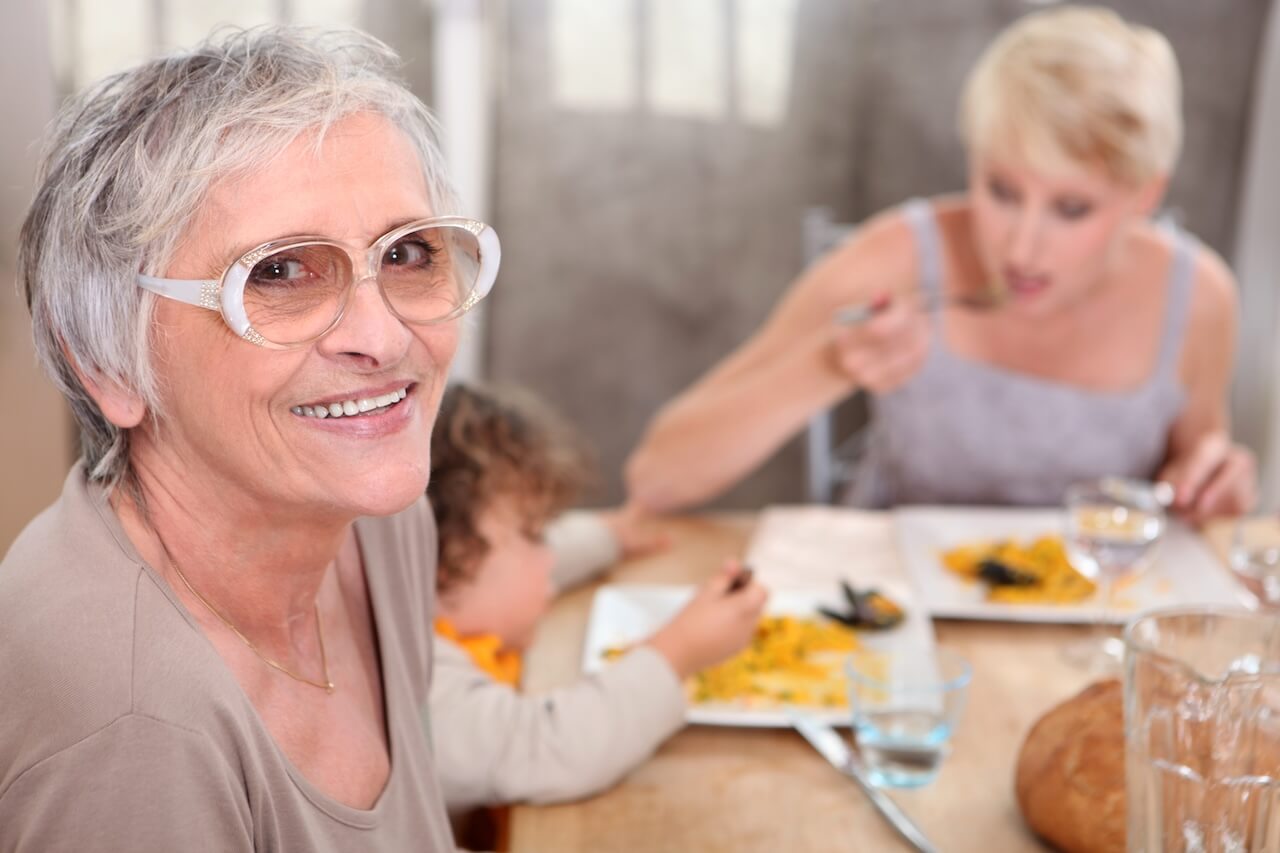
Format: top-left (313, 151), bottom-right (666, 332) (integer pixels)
top-left (959, 5), bottom-right (1182, 186)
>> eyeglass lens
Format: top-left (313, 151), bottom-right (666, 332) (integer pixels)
top-left (241, 224), bottom-right (482, 345)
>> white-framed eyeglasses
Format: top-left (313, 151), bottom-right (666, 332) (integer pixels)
top-left (137, 216), bottom-right (500, 349)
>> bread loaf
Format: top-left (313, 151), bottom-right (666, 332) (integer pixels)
top-left (1015, 679), bottom-right (1125, 852)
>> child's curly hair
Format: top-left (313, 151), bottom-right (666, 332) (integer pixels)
top-left (429, 384), bottom-right (594, 595)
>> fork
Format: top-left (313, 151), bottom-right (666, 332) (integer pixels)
top-left (835, 288), bottom-right (1007, 326)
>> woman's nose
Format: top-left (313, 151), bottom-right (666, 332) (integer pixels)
top-left (315, 274), bottom-right (413, 369)
top-left (1006, 211), bottom-right (1044, 268)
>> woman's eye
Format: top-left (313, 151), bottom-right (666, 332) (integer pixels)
top-left (1054, 198), bottom-right (1094, 220)
top-left (384, 238), bottom-right (440, 267)
top-left (987, 177), bottom-right (1020, 205)
top-left (250, 257), bottom-right (309, 283)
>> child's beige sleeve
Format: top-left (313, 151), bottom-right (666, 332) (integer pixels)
top-left (546, 511), bottom-right (621, 593)
top-left (427, 636), bottom-right (685, 813)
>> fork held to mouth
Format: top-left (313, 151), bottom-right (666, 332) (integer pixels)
top-left (835, 287), bottom-right (1007, 326)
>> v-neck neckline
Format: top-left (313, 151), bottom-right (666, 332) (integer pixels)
top-left (90, 484), bottom-right (401, 826)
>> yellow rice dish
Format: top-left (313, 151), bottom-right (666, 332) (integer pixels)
top-left (940, 536), bottom-right (1096, 604)
top-left (688, 615), bottom-right (860, 708)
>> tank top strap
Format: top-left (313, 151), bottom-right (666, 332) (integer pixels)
top-left (902, 198), bottom-right (944, 304)
top-left (1154, 226), bottom-right (1198, 379)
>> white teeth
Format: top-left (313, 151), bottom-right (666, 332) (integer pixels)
top-left (296, 386), bottom-right (410, 418)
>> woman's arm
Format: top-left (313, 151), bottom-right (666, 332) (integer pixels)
top-left (625, 212), bottom-right (921, 512)
top-left (1159, 247), bottom-right (1257, 523)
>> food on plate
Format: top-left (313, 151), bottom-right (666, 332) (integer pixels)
top-left (690, 614), bottom-right (861, 706)
top-left (940, 536), bottom-right (1096, 603)
top-left (600, 581), bottom-right (904, 708)
top-left (602, 609), bottom-right (866, 707)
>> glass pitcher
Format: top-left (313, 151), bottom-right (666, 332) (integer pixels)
top-left (1124, 609), bottom-right (1280, 851)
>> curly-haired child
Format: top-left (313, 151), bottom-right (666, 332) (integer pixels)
top-left (426, 384), bottom-right (766, 816)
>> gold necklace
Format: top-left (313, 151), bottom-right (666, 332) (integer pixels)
top-left (162, 542), bottom-right (335, 693)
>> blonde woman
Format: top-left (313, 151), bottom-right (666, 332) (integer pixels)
top-left (627, 5), bottom-right (1255, 524)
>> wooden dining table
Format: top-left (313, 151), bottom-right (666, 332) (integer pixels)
top-left (507, 512), bottom-right (1243, 853)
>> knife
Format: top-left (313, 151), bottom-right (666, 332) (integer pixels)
top-left (788, 710), bottom-right (938, 853)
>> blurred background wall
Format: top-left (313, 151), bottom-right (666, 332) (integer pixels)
top-left (1, 0), bottom-right (1277, 551)
top-left (0, 3), bottom-right (73, 550)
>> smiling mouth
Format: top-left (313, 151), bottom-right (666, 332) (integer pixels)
top-left (291, 385), bottom-right (410, 419)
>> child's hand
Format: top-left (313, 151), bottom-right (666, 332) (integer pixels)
top-left (643, 560), bottom-right (768, 680)
top-left (599, 504), bottom-right (670, 560)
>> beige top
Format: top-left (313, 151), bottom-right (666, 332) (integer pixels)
top-left (430, 512), bottom-right (686, 812)
top-left (0, 464), bottom-right (455, 852)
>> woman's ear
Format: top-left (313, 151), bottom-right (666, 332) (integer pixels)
top-left (65, 350), bottom-right (146, 429)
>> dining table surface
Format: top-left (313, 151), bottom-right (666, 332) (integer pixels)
top-left (506, 511), bottom-right (1243, 853)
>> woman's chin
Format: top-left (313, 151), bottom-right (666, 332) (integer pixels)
top-left (333, 466), bottom-right (431, 519)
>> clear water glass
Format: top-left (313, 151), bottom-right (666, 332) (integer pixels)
top-left (1230, 516), bottom-right (1280, 609)
top-left (1063, 478), bottom-right (1167, 669)
top-left (1124, 609), bottom-right (1280, 851)
top-left (845, 649), bottom-right (971, 789)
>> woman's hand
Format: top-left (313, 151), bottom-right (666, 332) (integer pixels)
top-left (1158, 431), bottom-right (1257, 525)
top-left (829, 294), bottom-right (931, 394)
top-left (598, 504), bottom-right (670, 560)
top-left (644, 560), bottom-right (767, 679)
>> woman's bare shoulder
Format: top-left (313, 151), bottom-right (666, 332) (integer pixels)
top-left (1130, 224), bottom-right (1237, 323)
top-left (1127, 224), bottom-right (1238, 374)
top-left (1183, 238), bottom-right (1238, 350)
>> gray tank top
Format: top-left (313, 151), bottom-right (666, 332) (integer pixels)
top-left (845, 198), bottom-right (1193, 508)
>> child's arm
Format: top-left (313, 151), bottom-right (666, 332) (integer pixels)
top-left (427, 636), bottom-right (686, 812)
top-left (546, 507), bottom-right (668, 593)
top-left (545, 511), bottom-right (621, 593)
top-left (428, 563), bottom-right (765, 812)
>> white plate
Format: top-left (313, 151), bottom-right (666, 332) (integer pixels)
top-left (581, 583), bottom-right (936, 728)
top-left (895, 506), bottom-right (1255, 623)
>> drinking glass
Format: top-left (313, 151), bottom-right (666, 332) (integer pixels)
top-left (1229, 515), bottom-right (1280, 609)
top-left (1062, 477), bottom-right (1166, 671)
top-left (1124, 608), bottom-right (1280, 851)
top-left (845, 649), bottom-right (971, 789)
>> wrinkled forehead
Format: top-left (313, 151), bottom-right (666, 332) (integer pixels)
top-left (176, 113), bottom-right (435, 275)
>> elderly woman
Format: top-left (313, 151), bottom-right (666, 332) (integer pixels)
top-left (0, 28), bottom-right (497, 850)
top-left (627, 5), bottom-right (1255, 523)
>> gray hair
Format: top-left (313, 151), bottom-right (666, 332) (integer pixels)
top-left (19, 26), bottom-right (458, 492)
